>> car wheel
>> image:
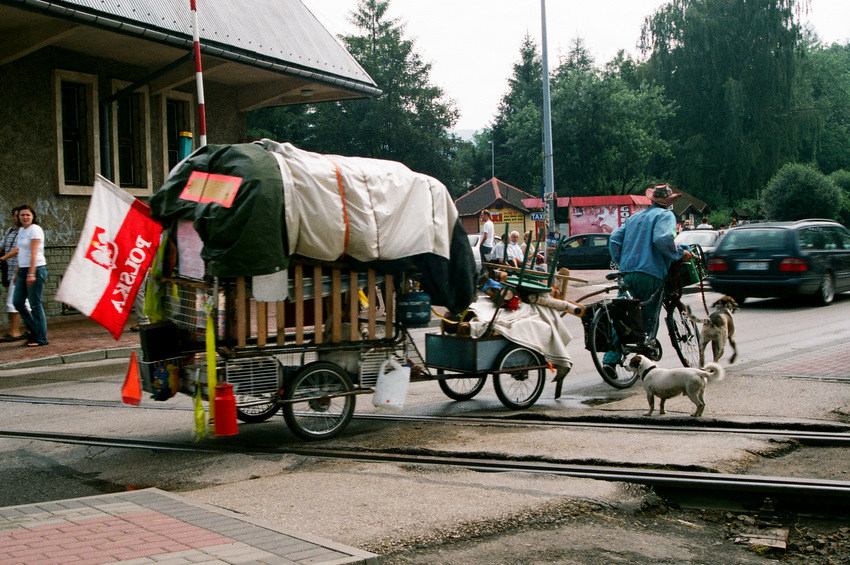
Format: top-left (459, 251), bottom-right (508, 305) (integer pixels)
top-left (815, 272), bottom-right (835, 306)
top-left (608, 260), bottom-right (618, 271)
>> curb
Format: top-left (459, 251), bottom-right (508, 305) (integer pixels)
top-left (2, 346), bottom-right (140, 371)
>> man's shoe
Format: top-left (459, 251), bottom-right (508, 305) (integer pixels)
top-left (602, 363), bottom-right (617, 379)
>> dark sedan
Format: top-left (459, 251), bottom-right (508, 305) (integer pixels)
top-left (706, 219), bottom-right (850, 305)
top-left (557, 233), bottom-right (616, 270)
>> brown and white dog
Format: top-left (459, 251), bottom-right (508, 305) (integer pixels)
top-left (686, 296), bottom-right (739, 367)
top-left (628, 355), bottom-right (724, 417)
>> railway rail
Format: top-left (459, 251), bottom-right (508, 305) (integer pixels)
top-left (2, 393), bottom-right (849, 446)
top-left (1, 428), bottom-right (849, 515)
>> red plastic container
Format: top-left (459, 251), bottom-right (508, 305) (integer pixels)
top-left (213, 383), bottom-right (238, 436)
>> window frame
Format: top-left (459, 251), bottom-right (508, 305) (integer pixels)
top-left (55, 69), bottom-right (100, 195)
top-left (110, 79), bottom-right (152, 196)
top-left (161, 90), bottom-right (195, 179)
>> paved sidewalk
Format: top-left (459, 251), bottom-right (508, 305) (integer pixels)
top-left (0, 489), bottom-right (377, 565)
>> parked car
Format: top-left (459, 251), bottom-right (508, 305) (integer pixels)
top-left (468, 233), bottom-right (482, 271)
top-left (675, 229), bottom-right (721, 258)
top-left (706, 219), bottom-right (850, 305)
top-left (557, 233), bottom-right (616, 270)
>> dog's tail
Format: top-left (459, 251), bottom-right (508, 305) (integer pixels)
top-left (702, 362), bottom-right (724, 382)
top-left (684, 304), bottom-right (710, 325)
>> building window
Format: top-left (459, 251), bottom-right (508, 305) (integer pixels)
top-left (55, 70), bottom-right (99, 195)
top-left (110, 80), bottom-right (151, 195)
top-left (162, 91), bottom-right (194, 177)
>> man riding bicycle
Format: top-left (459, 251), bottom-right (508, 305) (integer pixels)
top-left (605, 183), bottom-right (693, 373)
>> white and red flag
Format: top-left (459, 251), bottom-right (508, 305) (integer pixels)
top-left (56, 175), bottom-right (163, 339)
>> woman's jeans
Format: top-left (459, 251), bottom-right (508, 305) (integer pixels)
top-left (13, 265), bottom-right (47, 344)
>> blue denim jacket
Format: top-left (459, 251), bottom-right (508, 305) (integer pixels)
top-left (609, 206), bottom-right (686, 281)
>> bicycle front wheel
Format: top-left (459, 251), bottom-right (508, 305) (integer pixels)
top-left (666, 302), bottom-right (701, 368)
top-left (588, 307), bottom-right (639, 389)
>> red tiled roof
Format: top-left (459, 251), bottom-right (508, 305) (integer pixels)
top-left (455, 178), bottom-right (538, 215)
top-left (570, 195), bottom-right (651, 207)
top-left (521, 197), bottom-right (569, 209)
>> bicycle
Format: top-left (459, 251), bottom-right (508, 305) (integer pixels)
top-left (578, 257), bottom-right (703, 389)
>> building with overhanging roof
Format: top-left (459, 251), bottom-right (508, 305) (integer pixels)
top-left (454, 177), bottom-right (543, 239)
top-left (0, 0), bottom-right (378, 321)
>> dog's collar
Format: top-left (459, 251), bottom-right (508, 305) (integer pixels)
top-left (638, 364), bottom-right (658, 380)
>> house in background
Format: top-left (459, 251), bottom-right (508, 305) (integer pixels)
top-left (0, 0), bottom-right (378, 321)
top-left (454, 178), bottom-right (539, 240)
top-left (673, 190), bottom-right (711, 229)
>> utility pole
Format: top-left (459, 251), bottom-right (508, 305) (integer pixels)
top-left (540, 0), bottom-right (556, 233)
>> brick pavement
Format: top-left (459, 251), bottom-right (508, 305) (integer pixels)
top-left (0, 489), bottom-right (378, 565)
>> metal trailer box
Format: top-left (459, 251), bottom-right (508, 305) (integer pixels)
top-left (425, 333), bottom-right (510, 373)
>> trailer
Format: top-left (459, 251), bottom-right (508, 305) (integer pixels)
top-left (140, 140), bottom-right (571, 440)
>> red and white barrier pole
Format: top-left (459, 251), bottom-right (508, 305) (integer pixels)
top-left (190, 0), bottom-right (207, 147)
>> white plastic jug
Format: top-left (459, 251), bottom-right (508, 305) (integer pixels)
top-left (372, 359), bottom-right (411, 411)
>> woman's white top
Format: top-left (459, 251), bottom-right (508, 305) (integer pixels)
top-left (16, 224), bottom-right (46, 268)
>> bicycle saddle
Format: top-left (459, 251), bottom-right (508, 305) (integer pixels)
top-left (605, 272), bottom-right (625, 281)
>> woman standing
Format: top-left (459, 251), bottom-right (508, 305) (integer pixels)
top-left (13, 205), bottom-right (48, 347)
top-left (0, 206), bottom-right (27, 341)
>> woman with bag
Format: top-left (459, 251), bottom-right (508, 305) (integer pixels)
top-left (12, 204), bottom-right (48, 347)
top-left (0, 205), bottom-right (27, 341)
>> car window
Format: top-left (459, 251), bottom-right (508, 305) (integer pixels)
top-left (833, 228), bottom-right (850, 250)
top-left (567, 237), bottom-right (586, 248)
top-left (675, 231), bottom-right (717, 246)
top-left (716, 228), bottom-right (790, 251)
top-left (589, 236), bottom-right (608, 247)
top-left (798, 227), bottom-right (830, 250)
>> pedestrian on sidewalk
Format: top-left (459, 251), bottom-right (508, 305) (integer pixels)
top-left (0, 205), bottom-right (28, 341)
top-left (12, 205), bottom-right (48, 347)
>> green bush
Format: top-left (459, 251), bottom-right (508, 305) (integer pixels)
top-left (761, 164), bottom-right (841, 221)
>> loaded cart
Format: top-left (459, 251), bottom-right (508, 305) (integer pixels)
top-left (142, 140), bottom-right (576, 440)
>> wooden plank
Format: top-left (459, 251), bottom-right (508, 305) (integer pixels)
top-left (331, 268), bottom-right (342, 343)
top-left (294, 264), bottom-right (304, 345)
top-left (313, 265), bottom-right (323, 344)
top-left (236, 277), bottom-right (246, 348)
top-left (367, 269), bottom-right (376, 340)
top-left (349, 272), bottom-right (359, 341)
top-left (385, 274), bottom-right (394, 332)
top-left (257, 301), bottom-right (267, 347)
top-left (276, 301), bottom-right (286, 346)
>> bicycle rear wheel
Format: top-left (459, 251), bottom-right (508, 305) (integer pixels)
top-left (666, 302), bottom-right (701, 368)
top-left (588, 307), bottom-right (639, 389)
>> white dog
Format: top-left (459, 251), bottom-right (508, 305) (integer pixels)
top-left (627, 355), bottom-right (724, 417)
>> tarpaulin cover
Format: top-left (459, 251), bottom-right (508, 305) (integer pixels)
top-left (150, 141), bottom-right (475, 312)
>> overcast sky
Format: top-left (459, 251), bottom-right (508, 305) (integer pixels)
top-left (302, 0), bottom-right (850, 131)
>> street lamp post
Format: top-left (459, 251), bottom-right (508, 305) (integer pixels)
top-left (541, 0), bottom-right (556, 233)
top-left (489, 140), bottom-right (495, 179)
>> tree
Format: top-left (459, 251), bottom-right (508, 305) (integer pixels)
top-left (641, 0), bottom-right (811, 203)
top-left (761, 163), bottom-right (841, 220)
top-left (248, 0), bottom-right (461, 190)
top-left (828, 169), bottom-right (850, 226)
top-left (805, 43), bottom-right (850, 174)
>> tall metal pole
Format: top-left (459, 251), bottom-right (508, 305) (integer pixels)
top-left (489, 140), bottom-right (495, 179)
top-left (540, 0), bottom-right (556, 233)
top-left (190, 0), bottom-right (207, 147)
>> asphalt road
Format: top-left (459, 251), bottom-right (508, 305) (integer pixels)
top-left (1, 291), bottom-right (849, 563)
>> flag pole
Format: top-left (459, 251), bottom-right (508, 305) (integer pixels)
top-left (190, 0), bottom-right (207, 147)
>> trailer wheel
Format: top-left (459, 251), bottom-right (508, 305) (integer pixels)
top-left (282, 362), bottom-right (355, 441)
top-left (235, 394), bottom-right (280, 423)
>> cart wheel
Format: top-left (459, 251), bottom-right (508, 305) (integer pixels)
top-left (437, 369), bottom-right (487, 401)
top-left (235, 393), bottom-right (280, 423)
top-left (282, 362), bottom-right (355, 441)
top-left (492, 345), bottom-right (546, 410)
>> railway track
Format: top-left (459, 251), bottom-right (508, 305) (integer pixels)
top-left (2, 393), bottom-right (850, 445)
top-left (1, 428), bottom-right (849, 515)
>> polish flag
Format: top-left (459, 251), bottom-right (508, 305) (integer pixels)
top-left (56, 175), bottom-right (162, 339)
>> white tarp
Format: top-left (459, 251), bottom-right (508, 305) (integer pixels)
top-left (260, 139), bottom-right (457, 262)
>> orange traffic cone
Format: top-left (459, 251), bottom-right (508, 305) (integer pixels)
top-left (122, 351), bottom-right (142, 406)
